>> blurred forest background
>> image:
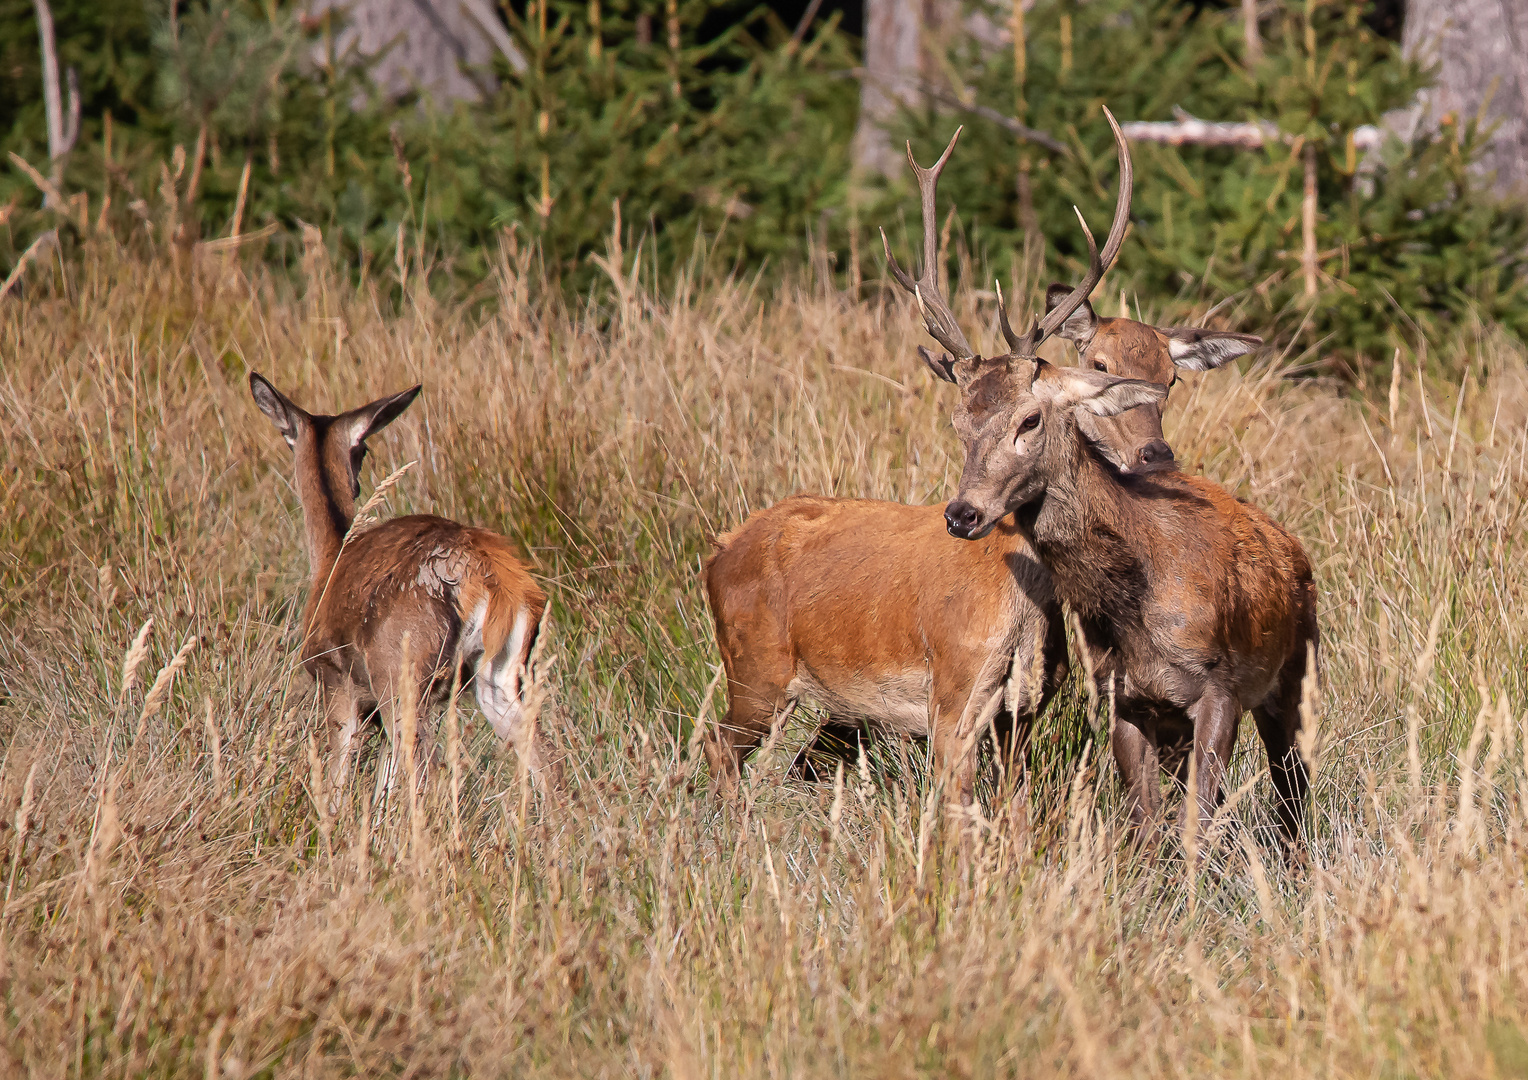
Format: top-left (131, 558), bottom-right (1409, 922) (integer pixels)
top-left (3, 0), bottom-right (1527, 372)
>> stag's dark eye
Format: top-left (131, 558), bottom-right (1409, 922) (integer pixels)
top-left (1093, 361), bottom-right (1109, 372)
top-left (1017, 412), bottom-right (1041, 435)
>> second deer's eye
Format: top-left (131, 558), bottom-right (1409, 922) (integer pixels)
top-left (1093, 361), bottom-right (1109, 372)
top-left (1017, 412), bottom-right (1041, 435)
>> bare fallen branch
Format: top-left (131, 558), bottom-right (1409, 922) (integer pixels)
top-left (0, 229), bottom-right (57, 301)
top-left (1122, 110), bottom-right (1383, 152)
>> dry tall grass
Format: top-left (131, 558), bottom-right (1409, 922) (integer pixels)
top-left (2, 240), bottom-right (1527, 1078)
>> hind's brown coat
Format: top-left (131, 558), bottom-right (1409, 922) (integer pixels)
top-left (250, 374), bottom-right (552, 802)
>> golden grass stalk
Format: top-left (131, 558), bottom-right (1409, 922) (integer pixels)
top-left (134, 635), bottom-right (197, 739)
top-left (203, 696), bottom-right (223, 800)
top-left (118, 617), bottom-right (155, 704)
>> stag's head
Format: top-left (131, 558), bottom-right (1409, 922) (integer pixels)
top-left (883, 109), bottom-right (1255, 499)
top-left (940, 359), bottom-right (1164, 539)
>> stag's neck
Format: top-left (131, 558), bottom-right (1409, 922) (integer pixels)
top-left (1026, 437), bottom-right (1151, 628)
top-left (295, 457), bottom-right (355, 584)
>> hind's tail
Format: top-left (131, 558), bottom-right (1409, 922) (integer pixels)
top-left (458, 531), bottom-right (557, 792)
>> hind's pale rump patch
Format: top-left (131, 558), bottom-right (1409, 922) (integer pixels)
top-left (475, 607), bottom-right (533, 742)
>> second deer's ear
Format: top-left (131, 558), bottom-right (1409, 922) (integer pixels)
top-left (1045, 283), bottom-right (1098, 346)
top-left (249, 371), bottom-right (308, 447)
top-left (1162, 327), bottom-right (1263, 371)
top-left (1078, 377), bottom-right (1168, 417)
top-left (343, 384), bottom-right (422, 447)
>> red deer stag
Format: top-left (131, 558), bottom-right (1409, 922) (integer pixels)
top-left (250, 373), bottom-right (555, 802)
top-left (906, 117), bottom-right (1315, 849)
top-left (704, 116), bottom-right (1262, 803)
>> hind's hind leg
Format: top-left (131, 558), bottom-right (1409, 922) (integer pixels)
top-left (704, 660), bottom-right (797, 798)
top-left (321, 680), bottom-right (365, 814)
top-left (475, 623), bottom-right (560, 795)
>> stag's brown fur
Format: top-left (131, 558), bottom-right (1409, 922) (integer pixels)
top-left (943, 360), bottom-right (1316, 848)
top-left (703, 498), bottom-right (1066, 798)
top-left (250, 373), bottom-right (553, 803)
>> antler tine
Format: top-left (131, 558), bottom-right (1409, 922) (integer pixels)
top-left (994, 280), bottom-right (1025, 352)
top-left (881, 127), bottom-right (976, 362)
top-left (1032, 106), bottom-right (1134, 347)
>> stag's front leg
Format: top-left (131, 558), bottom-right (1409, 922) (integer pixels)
top-left (1111, 713), bottom-right (1163, 836)
top-left (931, 667), bottom-right (1005, 811)
top-left (1180, 686), bottom-right (1241, 856)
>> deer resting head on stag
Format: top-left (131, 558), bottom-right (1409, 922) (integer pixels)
top-left (881, 109), bottom-right (1261, 529)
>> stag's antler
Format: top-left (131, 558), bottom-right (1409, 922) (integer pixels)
top-left (880, 128), bottom-right (976, 363)
top-left (999, 107), bottom-right (1134, 359)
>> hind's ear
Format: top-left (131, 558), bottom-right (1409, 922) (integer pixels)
top-left (1046, 283), bottom-right (1098, 347)
top-left (249, 372), bottom-right (308, 446)
top-left (1034, 366), bottom-right (1167, 416)
top-left (343, 385), bottom-right (422, 447)
top-left (1162, 328), bottom-right (1263, 371)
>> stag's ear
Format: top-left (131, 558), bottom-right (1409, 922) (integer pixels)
top-left (919, 346), bottom-right (958, 385)
top-left (1078, 377), bottom-right (1168, 417)
top-left (1162, 327), bottom-right (1263, 371)
top-left (1045, 283), bottom-right (1098, 346)
top-left (341, 385), bottom-right (422, 447)
top-left (249, 372), bottom-right (309, 447)
top-left (1034, 366), bottom-right (1166, 416)
top-left (920, 346), bottom-right (985, 390)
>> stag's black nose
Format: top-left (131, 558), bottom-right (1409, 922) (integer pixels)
top-left (1131, 439), bottom-right (1175, 474)
top-left (945, 500), bottom-right (982, 539)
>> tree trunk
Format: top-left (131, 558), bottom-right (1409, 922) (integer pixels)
top-left (854, 0), bottom-right (1020, 178)
top-left (1397, 0), bottom-right (1528, 199)
top-left (307, 0), bottom-right (525, 106)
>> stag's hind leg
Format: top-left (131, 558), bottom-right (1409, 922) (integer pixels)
top-left (1252, 643), bottom-right (1315, 851)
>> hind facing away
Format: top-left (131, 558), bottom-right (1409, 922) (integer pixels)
top-left (250, 373), bottom-right (555, 802)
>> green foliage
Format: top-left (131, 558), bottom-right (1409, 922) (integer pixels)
top-left (886, 0), bottom-right (1528, 369)
top-left (1, 0), bottom-right (858, 294)
top-left (151, 0), bottom-right (303, 140)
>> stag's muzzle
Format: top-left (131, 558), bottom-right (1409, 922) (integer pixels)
top-left (945, 500), bottom-right (984, 540)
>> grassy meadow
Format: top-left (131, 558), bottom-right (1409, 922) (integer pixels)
top-left (2, 237), bottom-right (1528, 1078)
